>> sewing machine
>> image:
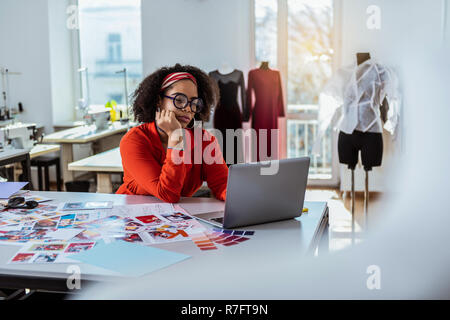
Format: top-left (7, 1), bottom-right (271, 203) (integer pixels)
top-left (83, 109), bottom-right (111, 131)
top-left (0, 123), bottom-right (37, 151)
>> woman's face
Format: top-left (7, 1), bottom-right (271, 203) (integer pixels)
top-left (158, 79), bottom-right (198, 128)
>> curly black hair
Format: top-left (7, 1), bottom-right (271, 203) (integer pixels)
top-left (131, 64), bottom-right (219, 124)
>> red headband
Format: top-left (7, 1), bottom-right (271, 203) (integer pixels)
top-left (161, 72), bottom-right (197, 91)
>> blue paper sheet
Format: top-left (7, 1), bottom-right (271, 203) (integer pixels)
top-left (68, 241), bottom-right (190, 277)
top-left (0, 182), bottom-right (28, 199)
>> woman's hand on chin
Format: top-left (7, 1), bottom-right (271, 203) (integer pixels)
top-left (156, 109), bottom-right (182, 136)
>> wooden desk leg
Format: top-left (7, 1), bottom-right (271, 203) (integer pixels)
top-left (60, 144), bottom-right (74, 189)
top-left (97, 173), bottom-right (112, 194)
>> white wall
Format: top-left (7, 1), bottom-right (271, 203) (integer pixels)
top-left (0, 0), bottom-right (77, 131)
top-left (338, 0), bottom-right (445, 192)
top-left (141, 0), bottom-right (253, 77)
top-left (0, 0), bottom-right (54, 132)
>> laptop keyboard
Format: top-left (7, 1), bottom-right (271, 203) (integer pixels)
top-left (211, 217), bottom-right (224, 223)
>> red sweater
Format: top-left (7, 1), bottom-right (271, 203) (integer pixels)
top-left (116, 122), bottom-right (228, 203)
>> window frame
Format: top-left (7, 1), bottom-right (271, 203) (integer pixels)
top-left (252, 0), bottom-right (342, 187)
top-left (70, 0), bottom-right (82, 120)
top-left (70, 0), bottom-right (143, 114)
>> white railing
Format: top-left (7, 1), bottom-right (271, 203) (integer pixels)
top-left (287, 118), bottom-right (332, 178)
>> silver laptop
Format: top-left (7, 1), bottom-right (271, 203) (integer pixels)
top-left (194, 157), bottom-right (310, 229)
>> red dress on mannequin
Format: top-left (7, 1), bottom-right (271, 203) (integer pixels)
top-left (246, 68), bottom-right (285, 161)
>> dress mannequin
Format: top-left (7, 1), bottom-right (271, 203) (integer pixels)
top-left (337, 52), bottom-right (388, 238)
top-left (209, 66), bottom-right (247, 165)
top-left (259, 61), bottom-right (269, 70)
top-left (218, 61), bottom-right (234, 75)
top-left (246, 61), bottom-right (284, 161)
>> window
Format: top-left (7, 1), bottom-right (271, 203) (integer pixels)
top-left (78, 0), bottom-right (143, 106)
top-left (287, 0), bottom-right (334, 179)
top-left (254, 0), bottom-right (278, 67)
top-left (107, 33), bottom-right (122, 62)
top-left (287, 0), bottom-right (333, 109)
top-left (254, 0), bottom-right (336, 183)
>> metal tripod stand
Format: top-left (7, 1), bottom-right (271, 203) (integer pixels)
top-left (351, 169), bottom-right (370, 244)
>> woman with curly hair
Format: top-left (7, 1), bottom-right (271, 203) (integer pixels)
top-left (116, 64), bottom-right (228, 203)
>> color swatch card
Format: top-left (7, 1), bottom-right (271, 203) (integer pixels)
top-left (68, 240), bottom-right (191, 277)
top-left (190, 233), bottom-right (218, 251)
top-left (212, 228), bottom-right (255, 236)
top-left (205, 228), bottom-right (255, 247)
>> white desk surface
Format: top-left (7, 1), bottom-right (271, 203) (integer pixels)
top-left (68, 147), bottom-right (122, 173)
top-left (1, 145), bottom-right (60, 161)
top-left (0, 149), bottom-right (29, 161)
top-left (30, 144), bottom-right (60, 159)
top-left (52, 121), bottom-right (86, 129)
top-left (0, 191), bottom-right (328, 287)
top-left (42, 122), bottom-right (134, 144)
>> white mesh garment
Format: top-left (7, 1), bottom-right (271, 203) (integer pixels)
top-left (313, 59), bottom-right (401, 155)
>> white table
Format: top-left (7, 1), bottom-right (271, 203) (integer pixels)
top-left (67, 147), bottom-right (209, 194)
top-left (0, 191), bottom-right (329, 297)
top-left (42, 122), bottom-right (134, 185)
top-left (68, 148), bottom-right (122, 193)
top-left (52, 121), bottom-right (86, 132)
top-left (30, 144), bottom-right (60, 159)
top-left (10, 144), bottom-right (61, 183)
top-left (0, 149), bottom-right (31, 185)
top-left (0, 149), bottom-right (29, 162)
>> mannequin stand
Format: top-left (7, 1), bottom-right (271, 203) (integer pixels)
top-left (364, 170), bottom-right (369, 231)
top-left (350, 168), bottom-right (370, 244)
top-left (351, 169), bottom-right (355, 244)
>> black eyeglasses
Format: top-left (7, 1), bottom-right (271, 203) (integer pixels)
top-left (162, 93), bottom-right (204, 113)
top-left (1, 197), bottom-right (39, 211)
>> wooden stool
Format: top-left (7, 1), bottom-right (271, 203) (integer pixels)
top-left (30, 156), bottom-right (62, 191)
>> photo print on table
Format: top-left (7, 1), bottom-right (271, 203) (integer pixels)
top-left (64, 242), bottom-right (96, 253)
top-left (73, 230), bottom-right (102, 241)
top-left (33, 253), bottom-right (58, 263)
top-left (61, 201), bottom-right (113, 211)
top-left (33, 217), bottom-right (60, 229)
top-left (147, 229), bottom-right (189, 243)
top-left (10, 253), bottom-right (35, 264)
top-left (28, 243), bottom-right (67, 252)
top-left (135, 214), bottom-right (163, 226)
top-left (161, 212), bottom-right (193, 223)
top-left (117, 233), bottom-right (145, 243)
top-left (123, 218), bottom-right (144, 232)
top-left (57, 214), bottom-right (76, 229)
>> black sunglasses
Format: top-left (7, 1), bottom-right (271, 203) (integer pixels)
top-left (2, 197), bottom-right (39, 211)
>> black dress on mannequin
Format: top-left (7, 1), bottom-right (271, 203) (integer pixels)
top-left (209, 69), bottom-right (247, 166)
top-left (337, 53), bottom-right (384, 171)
